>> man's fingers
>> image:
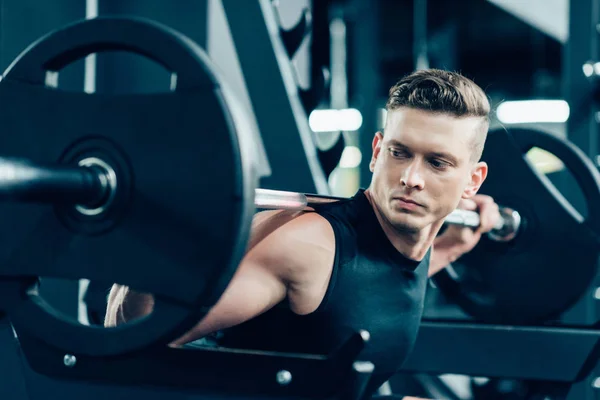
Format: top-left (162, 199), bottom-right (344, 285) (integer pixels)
top-left (459, 195), bottom-right (501, 233)
top-left (477, 201), bottom-right (500, 233)
top-left (457, 198), bottom-right (478, 211)
top-left (458, 194), bottom-right (494, 212)
top-left (443, 225), bottom-right (479, 247)
top-left (472, 194), bottom-right (495, 206)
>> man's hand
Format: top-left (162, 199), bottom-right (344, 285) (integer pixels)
top-left (429, 195), bottom-right (501, 276)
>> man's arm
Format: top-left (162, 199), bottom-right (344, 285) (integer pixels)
top-left (429, 194), bottom-right (500, 277)
top-left (104, 212), bottom-right (336, 346)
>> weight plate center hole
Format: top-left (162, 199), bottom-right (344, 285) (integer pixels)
top-left (75, 157), bottom-right (118, 216)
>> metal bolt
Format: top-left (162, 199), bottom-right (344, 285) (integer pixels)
top-left (276, 370), bottom-right (292, 386)
top-left (584, 63), bottom-right (595, 78)
top-left (63, 354), bottom-right (77, 368)
top-left (593, 376), bottom-right (600, 389)
top-left (359, 329), bottom-right (370, 341)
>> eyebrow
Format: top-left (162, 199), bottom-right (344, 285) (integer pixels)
top-left (386, 139), bottom-right (459, 165)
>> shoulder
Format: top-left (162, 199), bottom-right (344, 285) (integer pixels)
top-left (248, 210), bottom-right (336, 259)
top-left (311, 191), bottom-right (367, 230)
top-left (246, 210), bottom-right (336, 285)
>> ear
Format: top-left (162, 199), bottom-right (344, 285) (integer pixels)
top-left (462, 161), bottom-right (488, 199)
top-left (369, 131), bottom-right (384, 172)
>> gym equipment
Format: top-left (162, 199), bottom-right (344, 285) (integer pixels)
top-left (0, 15), bottom-right (260, 357)
top-left (3, 312), bottom-right (375, 399)
top-left (0, 16), bottom-right (375, 400)
top-left (222, 0), bottom-right (330, 194)
top-left (434, 127), bottom-right (600, 324)
top-left (400, 319), bottom-right (600, 399)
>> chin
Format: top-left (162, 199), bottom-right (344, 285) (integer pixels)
top-left (388, 212), bottom-right (424, 232)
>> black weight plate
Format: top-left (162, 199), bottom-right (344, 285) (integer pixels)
top-left (432, 127), bottom-right (600, 324)
top-left (4, 17), bottom-right (212, 89)
top-left (0, 17), bottom-right (257, 356)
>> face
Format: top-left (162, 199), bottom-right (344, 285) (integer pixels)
top-left (369, 107), bottom-right (487, 233)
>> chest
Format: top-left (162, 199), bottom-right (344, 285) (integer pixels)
top-left (324, 258), bottom-right (427, 338)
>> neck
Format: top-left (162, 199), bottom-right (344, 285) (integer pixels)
top-left (364, 189), bottom-right (442, 261)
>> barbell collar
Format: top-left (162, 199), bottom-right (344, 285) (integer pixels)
top-left (487, 207), bottom-right (521, 242)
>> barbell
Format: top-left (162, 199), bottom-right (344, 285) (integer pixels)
top-left (0, 159), bottom-right (520, 241)
top-left (0, 16), bottom-right (599, 361)
top-left (254, 188), bottom-right (520, 242)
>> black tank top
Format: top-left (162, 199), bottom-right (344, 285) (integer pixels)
top-left (219, 189), bottom-right (430, 396)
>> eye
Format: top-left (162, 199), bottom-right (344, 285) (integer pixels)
top-left (387, 147), bottom-right (408, 158)
top-left (429, 158), bottom-right (450, 170)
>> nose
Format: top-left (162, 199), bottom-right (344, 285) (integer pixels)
top-left (400, 162), bottom-right (425, 190)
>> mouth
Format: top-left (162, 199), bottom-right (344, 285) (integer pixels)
top-left (392, 197), bottom-right (423, 208)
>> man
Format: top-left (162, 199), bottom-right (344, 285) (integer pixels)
top-left (105, 69), bottom-right (500, 398)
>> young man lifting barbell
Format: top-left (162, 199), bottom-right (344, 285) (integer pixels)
top-left (105, 68), bottom-right (501, 399)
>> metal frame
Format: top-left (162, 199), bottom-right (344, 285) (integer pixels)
top-left (4, 317), bottom-right (373, 400)
top-left (562, 0), bottom-right (600, 397)
top-left (401, 320), bottom-right (599, 383)
top-left (222, 0), bottom-right (330, 194)
top-left (562, 0), bottom-right (600, 326)
top-left (348, 0), bottom-right (383, 188)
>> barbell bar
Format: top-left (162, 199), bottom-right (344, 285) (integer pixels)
top-left (255, 188), bottom-right (521, 242)
top-left (0, 157), bottom-right (521, 242)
